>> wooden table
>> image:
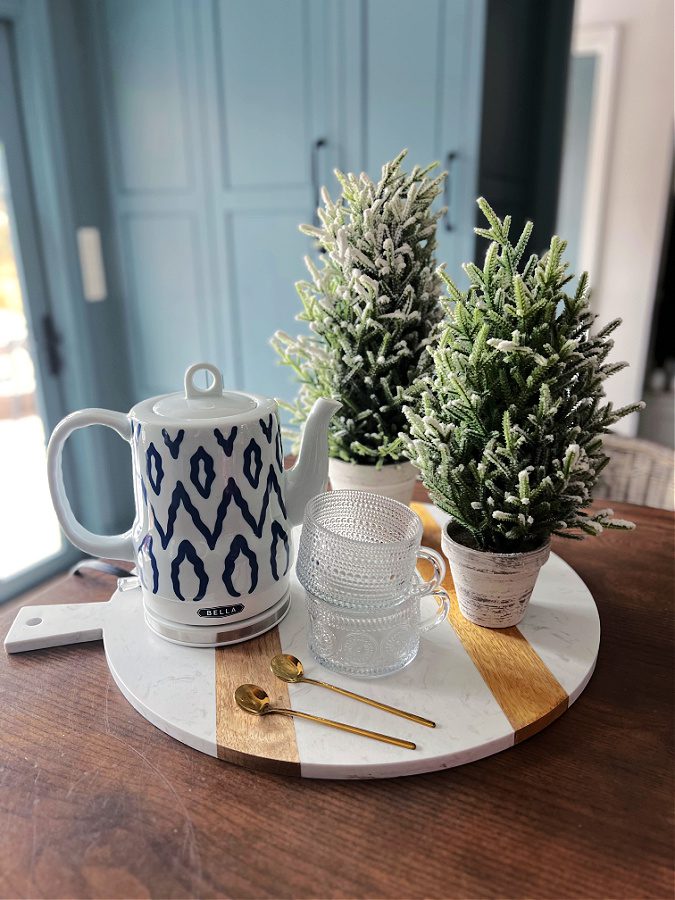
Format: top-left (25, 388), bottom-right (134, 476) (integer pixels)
top-left (0, 494), bottom-right (673, 899)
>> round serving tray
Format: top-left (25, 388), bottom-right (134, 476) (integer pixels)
top-left (4, 503), bottom-right (600, 779)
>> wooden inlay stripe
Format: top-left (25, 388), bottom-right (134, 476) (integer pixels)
top-left (215, 627), bottom-right (301, 776)
top-left (412, 503), bottom-right (569, 743)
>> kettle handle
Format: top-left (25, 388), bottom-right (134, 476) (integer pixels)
top-left (47, 408), bottom-right (135, 562)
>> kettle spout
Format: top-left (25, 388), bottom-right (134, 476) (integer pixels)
top-left (285, 398), bottom-right (341, 526)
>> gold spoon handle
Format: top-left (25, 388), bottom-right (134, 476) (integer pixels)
top-left (271, 708), bottom-right (416, 750)
top-left (302, 677), bottom-right (436, 728)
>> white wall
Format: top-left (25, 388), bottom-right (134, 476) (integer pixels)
top-left (573, 0), bottom-right (673, 435)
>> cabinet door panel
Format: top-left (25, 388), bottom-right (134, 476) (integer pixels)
top-left (229, 211), bottom-right (309, 402)
top-left (212, 0), bottom-right (331, 400)
top-left (365, 0), bottom-right (444, 174)
top-left (94, 0), bottom-right (220, 398)
top-left (123, 215), bottom-right (205, 394)
top-left (357, 0), bottom-right (485, 281)
top-left (216, 0), bottom-right (310, 189)
top-left (102, 0), bottom-right (191, 192)
top-left (436, 0), bottom-right (485, 279)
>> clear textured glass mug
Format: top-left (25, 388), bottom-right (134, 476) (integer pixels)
top-left (306, 585), bottom-right (451, 677)
top-left (295, 490), bottom-right (451, 676)
top-left (295, 490), bottom-right (447, 608)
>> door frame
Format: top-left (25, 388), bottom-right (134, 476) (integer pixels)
top-left (0, 0), bottom-right (103, 599)
top-left (571, 24), bottom-right (621, 288)
top-left (0, 1), bottom-right (99, 431)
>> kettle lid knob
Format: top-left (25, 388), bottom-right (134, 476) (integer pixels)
top-left (184, 362), bottom-right (224, 400)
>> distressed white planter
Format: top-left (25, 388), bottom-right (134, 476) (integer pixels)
top-left (441, 526), bottom-right (551, 628)
top-left (328, 458), bottom-right (418, 505)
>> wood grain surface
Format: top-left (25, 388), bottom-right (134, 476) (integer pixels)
top-left (413, 503), bottom-right (569, 742)
top-left (0, 493), bottom-right (673, 899)
top-left (215, 629), bottom-right (300, 776)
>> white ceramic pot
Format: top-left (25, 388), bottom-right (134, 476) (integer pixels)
top-left (440, 525), bottom-right (551, 628)
top-left (328, 458), bottom-right (418, 505)
top-left (46, 362), bottom-right (340, 646)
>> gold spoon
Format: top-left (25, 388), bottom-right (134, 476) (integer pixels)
top-left (234, 684), bottom-right (416, 750)
top-left (270, 654), bottom-right (436, 728)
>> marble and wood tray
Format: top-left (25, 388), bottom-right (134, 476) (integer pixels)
top-left (4, 503), bottom-right (600, 779)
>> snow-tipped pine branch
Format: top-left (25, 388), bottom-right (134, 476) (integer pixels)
top-left (398, 197), bottom-right (643, 550)
top-left (271, 149), bottom-right (444, 464)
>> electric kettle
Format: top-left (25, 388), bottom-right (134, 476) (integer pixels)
top-left (47, 362), bottom-right (340, 646)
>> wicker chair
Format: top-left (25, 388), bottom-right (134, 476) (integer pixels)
top-left (595, 433), bottom-right (675, 511)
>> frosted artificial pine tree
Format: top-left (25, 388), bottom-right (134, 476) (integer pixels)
top-left (400, 198), bottom-right (643, 552)
top-left (271, 150), bottom-right (445, 464)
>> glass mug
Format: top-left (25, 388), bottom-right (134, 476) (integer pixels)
top-left (306, 586), bottom-right (451, 678)
top-left (295, 490), bottom-right (447, 608)
top-left (296, 490), bottom-right (451, 676)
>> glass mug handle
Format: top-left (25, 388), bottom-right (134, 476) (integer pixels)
top-left (412, 546), bottom-right (446, 597)
top-left (419, 588), bottom-right (451, 633)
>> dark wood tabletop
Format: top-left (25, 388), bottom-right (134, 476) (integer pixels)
top-left (0, 491), bottom-right (673, 900)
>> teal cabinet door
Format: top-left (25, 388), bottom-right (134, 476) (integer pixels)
top-left (204, 0), bottom-right (335, 402)
top-left (89, 0), bottom-right (484, 407)
top-left (212, 0), bottom-right (484, 402)
top-left (339, 0), bottom-right (485, 286)
top-left (93, 0), bottom-right (334, 402)
top-left (92, 0), bottom-right (231, 398)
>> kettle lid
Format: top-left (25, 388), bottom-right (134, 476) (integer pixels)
top-left (148, 363), bottom-right (263, 421)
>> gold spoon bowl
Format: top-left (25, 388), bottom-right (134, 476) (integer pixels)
top-left (235, 683), bottom-right (271, 715)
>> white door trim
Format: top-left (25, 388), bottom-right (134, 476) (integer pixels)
top-left (572, 23), bottom-right (621, 289)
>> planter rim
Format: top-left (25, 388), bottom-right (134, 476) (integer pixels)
top-left (441, 522), bottom-right (551, 561)
top-left (328, 457), bottom-right (416, 470)
top-left (328, 459), bottom-right (418, 506)
top-left (329, 458), bottom-right (417, 489)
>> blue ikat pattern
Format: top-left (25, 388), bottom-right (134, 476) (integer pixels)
top-left (270, 520), bottom-right (289, 580)
top-left (136, 416), bottom-right (288, 604)
top-left (214, 426), bottom-right (237, 456)
top-left (190, 446), bottom-right (215, 499)
top-left (138, 534), bottom-right (159, 594)
top-left (161, 428), bottom-right (185, 459)
top-left (243, 438), bottom-right (263, 488)
top-left (275, 424), bottom-right (284, 473)
top-left (149, 466), bottom-right (287, 552)
top-left (146, 443), bottom-right (164, 495)
top-left (171, 540), bottom-right (209, 601)
top-left (259, 414), bottom-right (274, 443)
top-left (222, 534), bottom-right (259, 597)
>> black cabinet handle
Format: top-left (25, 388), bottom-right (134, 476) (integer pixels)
top-left (443, 151), bottom-right (457, 232)
top-left (312, 137), bottom-right (327, 227)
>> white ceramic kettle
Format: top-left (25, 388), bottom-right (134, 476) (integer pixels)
top-left (47, 362), bottom-right (340, 646)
